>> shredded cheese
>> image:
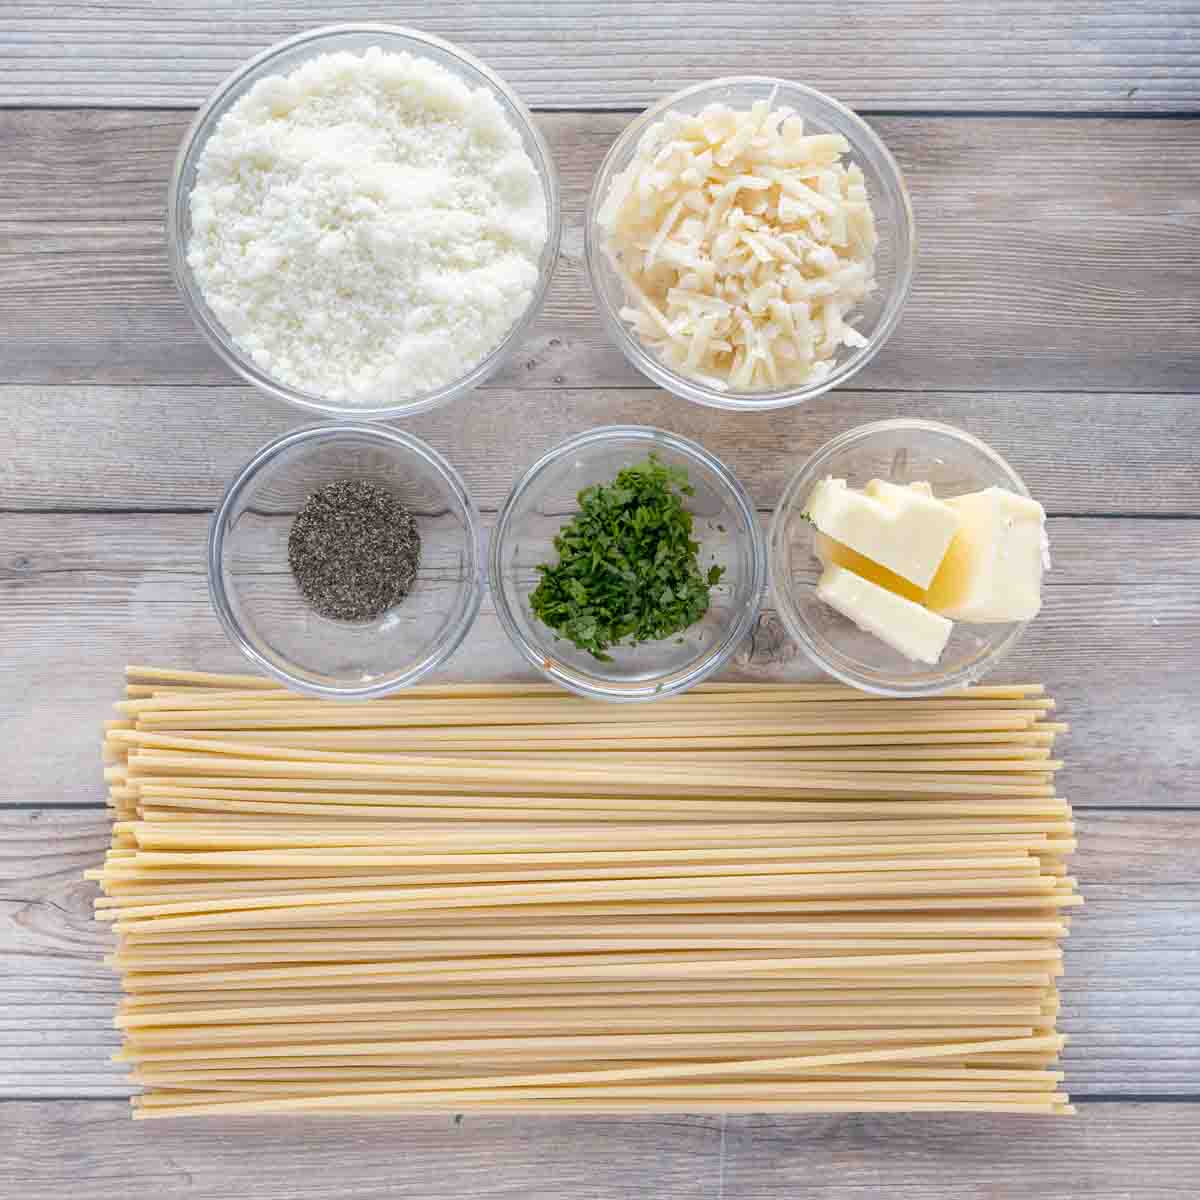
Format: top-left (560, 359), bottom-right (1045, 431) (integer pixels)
top-left (598, 102), bottom-right (879, 393)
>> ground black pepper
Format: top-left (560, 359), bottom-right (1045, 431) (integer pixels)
top-left (287, 479), bottom-right (421, 622)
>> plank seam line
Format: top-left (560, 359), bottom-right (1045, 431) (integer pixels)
top-left (1042, 512), bottom-right (1200, 521)
top-left (832, 110), bottom-right (1200, 121)
top-left (3, 104), bottom-right (1200, 119)
top-left (2, 384), bottom-right (1200, 403)
top-left (0, 803), bottom-right (115, 810)
top-left (0, 507), bottom-right (210, 516)
top-left (2, 382), bottom-right (1197, 399)
top-left (1072, 805), bottom-right (1200, 813)
top-left (718, 1111), bottom-right (727, 1200)
top-left (3, 508), bottom-right (1198, 521)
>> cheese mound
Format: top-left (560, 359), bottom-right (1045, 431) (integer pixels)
top-left (187, 47), bottom-right (548, 404)
top-left (598, 99), bottom-right (878, 392)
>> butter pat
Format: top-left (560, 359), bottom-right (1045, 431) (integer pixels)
top-left (813, 531), bottom-right (927, 603)
top-left (925, 487), bottom-right (1047, 622)
top-left (807, 477), bottom-right (960, 589)
top-left (816, 564), bottom-right (954, 665)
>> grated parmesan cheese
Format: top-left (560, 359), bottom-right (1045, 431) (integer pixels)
top-left (598, 101), bottom-right (879, 392)
top-left (187, 46), bottom-right (548, 404)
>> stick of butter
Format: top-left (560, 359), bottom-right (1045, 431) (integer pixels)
top-left (925, 487), bottom-right (1048, 622)
top-left (816, 564), bottom-right (954, 665)
top-left (807, 477), bottom-right (960, 589)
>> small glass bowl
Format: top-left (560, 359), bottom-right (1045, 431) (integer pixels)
top-left (490, 426), bottom-right (766, 702)
top-left (209, 424), bottom-right (484, 697)
top-left (769, 420), bottom-right (1033, 696)
top-left (167, 24), bottom-right (561, 421)
top-left (586, 76), bottom-right (914, 412)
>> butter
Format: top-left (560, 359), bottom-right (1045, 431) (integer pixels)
top-left (807, 477), bottom-right (960, 589)
top-left (813, 531), bottom-right (927, 603)
top-left (925, 487), bottom-right (1047, 622)
top-left (816, 564), bottom-right (953, 665)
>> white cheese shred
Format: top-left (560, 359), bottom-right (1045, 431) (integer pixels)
top-left (598, 101), bottom-right (879, 393)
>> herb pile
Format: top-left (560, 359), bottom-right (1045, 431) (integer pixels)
top-left (529, 456), bottom-right (725, 661)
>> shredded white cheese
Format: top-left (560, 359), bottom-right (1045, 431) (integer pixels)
top-left (187, 47), bottom-right (548, 404)
top-left (598, 102), bottom-right (878, 392)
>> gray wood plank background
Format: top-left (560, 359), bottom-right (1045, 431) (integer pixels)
top-left (6, 386), bottom-right (1200, 515)
top-left (4, 1102), bottom-right (1195, 1200)
top-left (1, 3), bottom-right (1198, 1195)
top-left (4, 110), bottom-right (1199, 392)
top-left (4, 514), bottom-right (1198, 809)
top-left (2, 1), bottom-right (1197, 112)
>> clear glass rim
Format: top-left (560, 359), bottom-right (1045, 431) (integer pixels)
top-left (208, 422), bottom-right (485, 698)
top-left (584, 75), bottom-right (916, 412)
top-left (167, 23), bottom-right (562, 422)
top-left (767, 419), bottom-right (1030, 697)
top-left (489, 424), bottom-right (767, 702)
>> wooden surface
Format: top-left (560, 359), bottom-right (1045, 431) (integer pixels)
top-left (3, 1103), bottom-right (1197, 1200)
top-left (3, 1), bottom-right (1198, 112)
top-left (1, 5), bottom-right (1198, 1197)
top-left (4, 513), bottom-right (1198, 810)
top-left (5, 110), bottom-right (1200, 392)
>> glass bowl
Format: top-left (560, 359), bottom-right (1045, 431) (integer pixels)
top-left (769, 420), bottom-right (1034, 696)
top-left (209, 423), bottom-right (483, 697)
top-left (166, 24), bottom-right (561, 421)
top-left (490, 426), bottom-right (766, 702)
top-left (585, 76), bottom-right (914, 412)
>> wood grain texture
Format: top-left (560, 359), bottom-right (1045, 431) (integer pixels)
top-left (2, 808), bottom-right (1199, 1097)
top-left (720, 1105), bottom-right (1200, 1199)
top-left (0, 1101), bottom-right (720, 1198)
top-left (3, 110), bottom-right (1200, 391)
top-left (2, 1), bottom-right (1198, 112)
top-left (1, 2), bottom-right (1198, 1182)
top-left (3, 512), bottom-right (1198, 809)
top-left (5, 385), bottom-right (1200, 517)
top-left (2, 1103), bottom-right (1199, 1200)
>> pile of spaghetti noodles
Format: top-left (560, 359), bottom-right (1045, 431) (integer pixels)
top-left (93, 667), bottom-right (1078, 1118)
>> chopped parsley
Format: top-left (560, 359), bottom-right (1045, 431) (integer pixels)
top-left (529, 455), bottom-right (725, 661)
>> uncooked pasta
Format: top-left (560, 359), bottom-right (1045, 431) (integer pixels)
top-left (90, 667), bottom-right (1078, 1118)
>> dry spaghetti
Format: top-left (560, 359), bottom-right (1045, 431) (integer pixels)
top-left (91, 667), bottom-right (1078, 1118)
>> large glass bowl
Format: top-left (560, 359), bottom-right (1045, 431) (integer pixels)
top-left (586, 76), bottom-right (914, 412)
top-left (167, 24), bottom-right (561, 421)
top-left (209, 424), bottom-right (483, 697)
top-left (490, 426), bottom-right (766, 702)
top-left (769, 420), bottom-right (1034, 696)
